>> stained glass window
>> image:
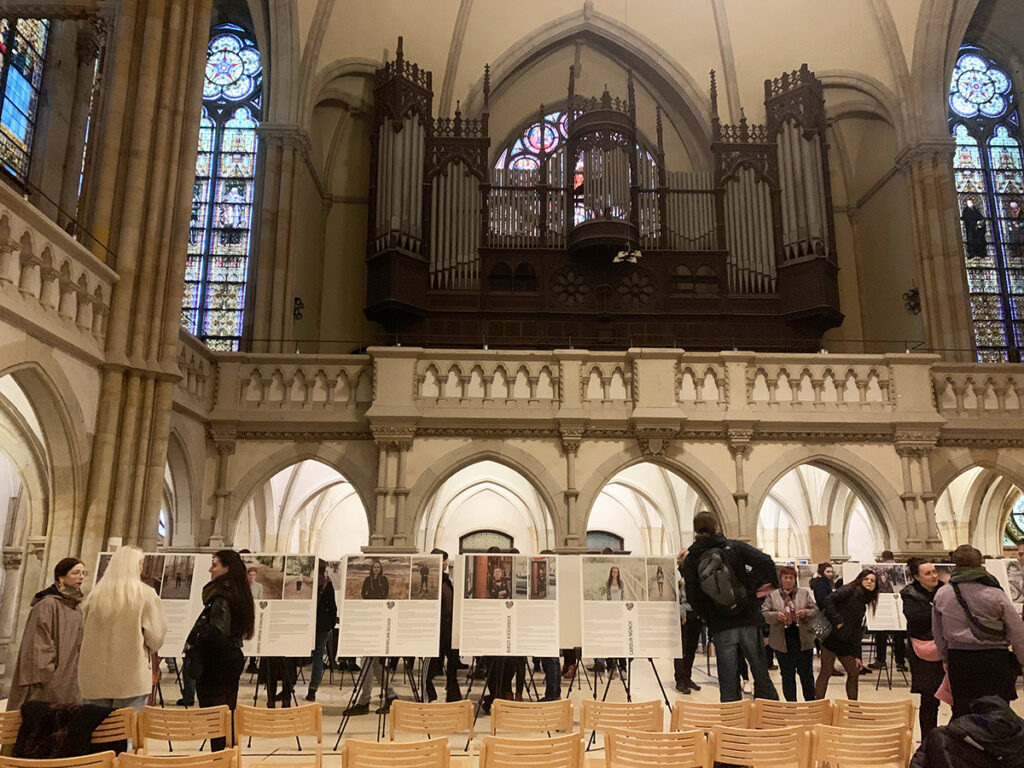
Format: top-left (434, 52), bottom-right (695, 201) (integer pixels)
top-left (183, 24), bottom-right (261, 351)
top-left (1004, 496), bottom-right (1024, 545)
top-left (949, 47), bottom-right (1024, 361)
top-left (0, 18), bottom-right (49, 182)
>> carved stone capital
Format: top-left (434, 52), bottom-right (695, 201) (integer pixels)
top-left (2, 548), bottom-right (23, 570)
top-left (371, 425), bottom-right (416, 452)
top-left (258, 123), bottom-right (313, 156)
top-left (727, 427), bottom-right (754, 458)
top-left (893, 430), bottom-right (938, 458)
top-left (895, 138), bottom-right (956, 171)
top-left (207, 423), bottom-right (237, 455)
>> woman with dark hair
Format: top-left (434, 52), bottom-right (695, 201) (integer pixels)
top-left (813, 569), bottom-right (878, 700)
top-left (183, 550), bottom-right (254, 750)
top-left (763, 565), bottom-right (818, 701)
top-left (7, 557), bottom-right (86, 710)
top-left (361, 559), bottom-right (389, 599)
top-left (901, 557), bottom-right (944, 739)
top-left (606, 566), bottom-right (629, 600)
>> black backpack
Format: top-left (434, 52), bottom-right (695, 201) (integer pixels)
top-left (697, 545), bottom-right (747, 609)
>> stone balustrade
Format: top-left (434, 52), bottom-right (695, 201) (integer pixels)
top-left (168, 347), bottom-right (1024, 445)
top-left (0, 181), bottom-right (116, 363)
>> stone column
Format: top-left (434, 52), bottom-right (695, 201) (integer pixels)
top-left (208, 425), bottom-right (236, 547)
top-left (57, 21), bottom-right (101, 230)
top-left (370, 443), bottom-right (389, 547)
top-left (896, 139), bottom-right (974, 361)
top-left (727, 429), bottom-right (754, 542)
top-left (559, 428), bottom-right (583, 551)
top-left (0, 548), bottom-right (25, 686)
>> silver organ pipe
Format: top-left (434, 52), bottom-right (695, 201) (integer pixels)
top-left (430, 161), bottom-right (482, 289)
top-left (376, 117), bottom-right (425, 254)
top-left (776, 118), bottom-right (828, 260)
top-left (725, 167), bottom-right (775, 294)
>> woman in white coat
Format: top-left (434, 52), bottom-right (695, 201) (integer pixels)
top-left (79, 546), bottom-right (167, 710)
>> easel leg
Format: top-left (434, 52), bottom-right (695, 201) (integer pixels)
top-left (333, 660), bottom-right (372, 749)
top-left (647, 657), bottom-right (672, 709)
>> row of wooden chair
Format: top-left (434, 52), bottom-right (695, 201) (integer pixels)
top-left (0, 748), bottom-right (240, 768)
top-left (341, 723), bottom-right (913, 768)
top-left (0, 705), bottom-right (323, 764)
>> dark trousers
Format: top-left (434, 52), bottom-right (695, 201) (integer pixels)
top-left (196, 647), bottom-right (244, 751)
top-left (948, 648), bottom-right (1018, 719)
top-left (673, 614), bottom-right (703, 683)
top-left (540, 657), bottom-right (561, 700)
top-left (920, 691), bottom-right (940, 737)
top-left (874, 631), bottom-right (906, 665)
top-left (776, 632), bottom-right (815, 702)
top-left (425, 648), bottom-right (461, 702)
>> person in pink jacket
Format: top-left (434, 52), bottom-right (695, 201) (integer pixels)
top-left (932, 544), bottom-right (1024, 718)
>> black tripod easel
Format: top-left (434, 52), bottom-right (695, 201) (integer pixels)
top-left (333, 656), bottom-right (424, 749)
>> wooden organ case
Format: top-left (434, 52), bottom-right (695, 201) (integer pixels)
top-left (364, 40), bottom-right (842, 350)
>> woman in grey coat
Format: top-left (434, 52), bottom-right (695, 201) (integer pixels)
top-left (762, 565), bottom-right (818, 701)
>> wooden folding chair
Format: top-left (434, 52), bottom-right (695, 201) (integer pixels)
top-left (750, 699), bottom-right (832, 730)
top-left (340, 736), bottom-right (450, 768)
top-left (670, 699), bottom-right (751, 733)
top-left (0, 753), bottom-right (116, 768)
top-left (810, 723), bottom-right (912, 767)
top-left (90, 708), bottom-right (138, 747)
top-left (579, 700), bottom-right (664, 739)
top-left (490, 699), bottom-right (573, 736)
top-left (233, 704), bottom-right (322, 768)
top-left (387, 700), bottom-right (473, 741)
top-left (478, 733), bottom-right (584, 768)
top-left (604, 728), bottom-right (710, 768)
top-left (709, 725), bottom-right (808, 767)
top-left (137, 705), bottom-right (233, 753)
top-left (831, 698), bottom-right (915, 730)
top-left (119, 748), bottom-right (241, 768)
top-left (0, 711), bottom-right (22, 748)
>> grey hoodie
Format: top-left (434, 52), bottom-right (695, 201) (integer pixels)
top-left (932, 580), bottom-right (1024, 666)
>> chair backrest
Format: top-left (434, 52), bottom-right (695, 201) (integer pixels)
top-left (831, 698), bottom-right (915, 730)
top-left (604, 728), bottom-right (710, 768)
top-left (0, 753), bottom-right (116, 768)
top-left (234, 703), bottom-right (323, 744)
top-left (340, 737), bottom-right (450, 768)
top-left (670, 700), bottom-right (752, 733)
top-left (0, 710), bottom-right (22, 747)
top-left (478, 733), bottom-right (584, 768)
top-left (137, 705), bottom-right (233, 751)
top-left (750, 699), bottom-right (832, 730)
top-left (579, 700), bottom-right (663, 736)
top-left (490, 700), bottom-right (573, 735)
top-left (387, 700), bottom-right (473, 741)
top-left (90, 708), bottom-right (138, 745)
top-left (118, 748), bottom-right (241, 768)
top-left (710, 725), bottom-right (807, 767)
top-left (811, 723), bottom-right (912, 766)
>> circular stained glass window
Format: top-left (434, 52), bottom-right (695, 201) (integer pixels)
top-left (526, 122), bottom-right (559, 153)
top-left (950, 53), bottom-right (1012, 119)
top-left (204, 30), bottom-right (262, 102)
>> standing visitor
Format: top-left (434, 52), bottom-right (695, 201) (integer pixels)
top-left (901, 558), bottom-right (944, 739)
top-left (762, 565), bottom-right (818, 701)
top-left (932, 545), bottom-right (1024, 718)
top-left (79, 547), bottom-right (167, 711)
top-left (813, 569), bottom-right (878, 700)
top-left (680, 511), bottom-right (779, 702)
top-left (183, 550), bottom-right (254, 750)
top-left (425, 549), bottom-right (462, 703)
top-left (673, 551), bottom-right (703, 694)
top-left (305, 560), bottom-right (337, 702)
top-left (7, 558), bottom-right (86, 711)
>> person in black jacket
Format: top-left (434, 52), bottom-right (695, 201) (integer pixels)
top-left (813, 569), bottom-right (877, 700)
top-left (680, 511), bottom-right (779, 702)
top-left (809, 563), bottom-right (836, 607)
top-left (901, 558), bottom-right (944, 739)
top-left (305, 560), bottom-right (338, 701)
top-left (183, 550), bottom-right (254, 751)
top-left (425, 549), bottom-right (461, 703)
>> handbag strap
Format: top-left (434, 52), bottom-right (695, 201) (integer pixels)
top-left (951, 582), bottom-right (1005, 640)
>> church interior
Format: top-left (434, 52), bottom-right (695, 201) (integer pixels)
top-left (1, 0), bottom-right (1024, 707)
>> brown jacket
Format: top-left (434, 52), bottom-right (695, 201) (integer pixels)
top-left (6, 585), bottom-right (83, 711)
top-left (762, 586), bottom-right (818, 652)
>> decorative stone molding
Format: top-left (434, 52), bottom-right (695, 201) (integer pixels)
top-left (2, 548), bottom-right (23, 570)
top-left (894, 138), bottom-right (956, 170)
top-left (257, 124), bottom-right (314, 156)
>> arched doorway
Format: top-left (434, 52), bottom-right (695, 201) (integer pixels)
top-left (757, 464), bottom-right (882, 562)
top-left (416, 460), bottom-right (555, 555)
top-left (586, 463), bottom-right (711, 555)
top-left (934, 466), bottom-right (1024, 556)
top-left (233, 459), bottom-right (370, 558)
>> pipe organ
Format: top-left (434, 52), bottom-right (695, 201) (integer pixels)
top-left (364, 40), bottom-right (841, 350)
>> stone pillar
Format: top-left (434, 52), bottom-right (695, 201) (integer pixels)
top-left (370, 443), bottom-right (389, 547)
top-left (728, 429), bottom-right (754, 542)
top-left (57, 22), bottom-right (101, 229)
top-left (896, 139), bottom-right (974, 361)
top-left (559, 428), bottom-right (583, 551)
top-left (208, 425), bottom-right (236, 547)
top-left (80, 0), bottom-right (213, 561)
top-left (0, 548), bottom-right (25, 686)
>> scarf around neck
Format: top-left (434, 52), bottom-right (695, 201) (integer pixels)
top-left (950, 566), bottom-right (1002, 589)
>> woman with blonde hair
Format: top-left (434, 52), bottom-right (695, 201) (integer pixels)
top-left (79, 547), bottom-right (167, 710)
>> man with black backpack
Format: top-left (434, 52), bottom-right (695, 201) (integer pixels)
top-left (680, 511), bottom-right (780, 702)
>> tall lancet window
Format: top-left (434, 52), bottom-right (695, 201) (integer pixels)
top-left (949, 47), bottom-right (1024, 362)
top-left (0, 18), bottom-right (49, 183)
top-left (182, 23), bottom-right (261, 351)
